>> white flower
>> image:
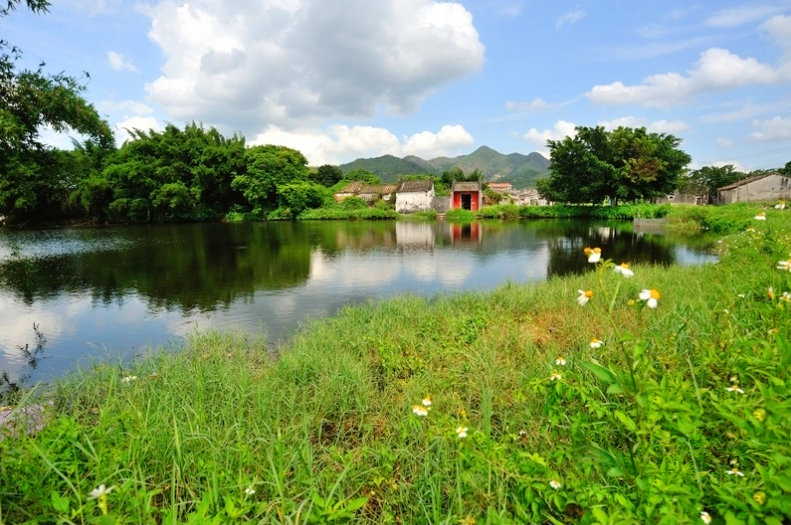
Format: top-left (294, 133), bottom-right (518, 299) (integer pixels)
top-left (700, 511), bottom-right (712, 524)
top-left (456, 426), bottom-right (468, 438)
top-left (422, 397), bottom-right (432, 407)
top-left (88, 484), bottom-right (115, 499)
top-left (778, 259), bottom-right (791, 272)
top-left (518, 429), bottom-right (527, 436)
top-left (412, 405), bottom-right (429, 417)
top-left (577, 289), bottom-right (593, 306)
top-left (555, 357), bottom-right (566, 366)
top-left (781, 292), bottom-right (791, 303)
top-left (638, 289), bottom-right (661, 308)
top-left (775, 201), bottom-right (786, 209)
top-left (550, 371), bottom-right (562, 381)
top-left (121, 375), bottom-right (137, 383)
top-left (726, 466), bottom-right (745, 477)
top-left (613, 263), bottom-right (634, 278)
top-left (754, 212), bottom-right (766, 220)
top-left (244, 486), bottom-right (256, 496)
top-left (737, 294), bottom-right (745, 298)
top-left (584, 247), bottom-right (602, 263)
top-left (549, 479), bottom-right (561, 490)
top-left (589, 338), bottom-right (604, 349)
top-left (726, 384), bottom-right (745, 394)
top-left (746, 227), bottom-right (756, 232)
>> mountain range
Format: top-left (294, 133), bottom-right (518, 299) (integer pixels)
top-left (339, 146), bottom-right (550, 189)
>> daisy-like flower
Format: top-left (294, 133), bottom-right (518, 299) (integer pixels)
top-left (412, 405), bottom-right (429, 417)
top-left (456, 426), bottom-right (468, 438)
top-left (549, 479), bottom-right (561, 490)
top-left (638, 289), bottom-right (661, 308)
top-left (589, 338), bottom-right (604, 349)
top-left (613, 263), bottom-right (634, 278)
top-left (737, 293), bottom-right (745, 298)
top-left (778, 259), bottom-right (791, 272)
top-left (768, 287), bottom-right (776, 299)
top-left (518, 429), bottom-right (527, 436)
top-left (726, 383), bottom-right (745, 394)
top-left (550, 371), bottom-right (562, 381)
top-left (577, 289), bottom-right (593, 306)
top-left (746, 227), bottom-right (756, 232)
top-left (754, 212), bottom-right (767, 220)
top-left (775, 201), bottom-right (786, 210)
top-left (88, 484), bottom-right (115, 499)
top-left (584, 247), bottom-right (602, 263)
top-left (244, 486), bottom-right (256, 496)
top-left (753, 491), bottom-right (766, 505)
top-left (555, 356), bottom-right (566, 366)
top-left (700, 511), bottom-right (712, 524)
top-left (753, 408), bottom-right (766, 422)
top-left (121, 375), bottom-right (137, 383)
top-left (726, 466), bottom-right (745, 477)
top-left (422, 397), bottom-right (432, 407)
top-left (781, 292), bottom-right (791, 303)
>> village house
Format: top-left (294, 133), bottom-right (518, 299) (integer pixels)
top-left (333, 181), bottom-right (364, 202)
top-left (717, 172), bottom-right (791, 204)
top-left (654, 191), bottom-right (706, 205)
top-left (357, 183), bottom-right (398, 203)
top-left (487, 182), bottom-right (513, 193)
top-left (395, 180), bottom-right (435, 213)
top-left (450, 180), bottom-right (483, 211)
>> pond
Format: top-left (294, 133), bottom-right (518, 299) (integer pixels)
top-left (0, 220), bottom-right (716, 384)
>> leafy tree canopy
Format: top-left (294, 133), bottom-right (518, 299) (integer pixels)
top-left (677, 165), bottom-right (746, 203)
top-left (342, 169), bottom-right (381, 185)
top-left (311, 164), bottom-right (344, 187)
top-left (231, 145), bottom-right (310, 214)
top-left (537, 126), bottom-right (691, 205)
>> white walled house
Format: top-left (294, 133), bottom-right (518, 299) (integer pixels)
top-left (395, 180), bottom-right (435, 213)
top-left (717, 172), bottom-right (791, 204)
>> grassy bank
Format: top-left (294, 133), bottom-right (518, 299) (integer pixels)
top-left (2, 208), bottom-right (790, 524)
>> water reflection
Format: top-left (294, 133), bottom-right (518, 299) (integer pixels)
top-left (0, 220), bottom-right (716, 383)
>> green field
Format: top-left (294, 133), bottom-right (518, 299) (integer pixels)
top-left (1, 204), bottom-right (790, 524)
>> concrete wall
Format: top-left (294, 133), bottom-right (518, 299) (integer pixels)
top-left (655, 192), bottom-right (704, 205)
top-left (431, 196), bottom-right (451, 213)
top-left (396, 187), bottom-right (435, 213)
top-left (719, 174), bottom-right (791, 204)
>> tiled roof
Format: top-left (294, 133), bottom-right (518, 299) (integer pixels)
top-left (397, 180), bottom-right (434, 193)
top-left (452, 181), bottom-right (482, 192)
top-left (487, 182), bottom-right (512, 189)
top-left (718, 172), bottom-right (782, 191)
top-left (359, 183), bottom-right (398, 195)
top-left (337, 181), bottom-right (364, 193)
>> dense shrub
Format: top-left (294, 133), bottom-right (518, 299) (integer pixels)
top-left (445, 208), bottom-right (476, 222)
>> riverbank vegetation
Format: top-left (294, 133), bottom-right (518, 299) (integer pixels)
top-left (2, 205), bottom-right (790, 524)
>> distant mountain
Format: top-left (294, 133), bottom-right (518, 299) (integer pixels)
top-left (339, 146), bottom-right (549, 188)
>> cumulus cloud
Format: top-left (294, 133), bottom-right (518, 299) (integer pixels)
top-left (598, 116), bottom-right (689, 133)
top-left (523, 120), bottom-right (577, 150)
top-left (251, 123), bottom-right (474, 165)
top-left (587, 47), bottom-right (788, 107)
top-left (751, 115), bottom-right (791, 141)
top-left (96, 100), bottom-right (154, 116)
top-left (107, 51), bottom-right (138, 72)
top-left (556, 9), bottom-right (585, 29)
top-left (762, 15), bottom-right (791, 56)
top-left (115, 116), bottom-right (164, 143)
top-left (140, 0), bottom-right (484, 134)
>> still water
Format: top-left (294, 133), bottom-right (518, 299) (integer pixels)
top-left (0, 220), bottom-right (716, 383)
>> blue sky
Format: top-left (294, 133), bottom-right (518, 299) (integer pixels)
top-left (7, 0), bottom-right (791, 169)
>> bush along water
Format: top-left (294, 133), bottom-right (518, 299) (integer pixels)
top-left (1, 207), bottom-right (790, 523)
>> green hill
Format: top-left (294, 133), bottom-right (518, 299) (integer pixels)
top-left (339, 146), bottom-right (549, 188)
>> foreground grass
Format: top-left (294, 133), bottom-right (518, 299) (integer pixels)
top-left (2, 207), bottom-right (791, 524)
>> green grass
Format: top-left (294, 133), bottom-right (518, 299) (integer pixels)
top-left (298, 207), bottom-right (397, 220)
top-left (2, 207), bottom-right (791, 523)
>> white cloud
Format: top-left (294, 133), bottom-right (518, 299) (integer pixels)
top-left (556, 9), bottom-right (585, 29)
top-left (751, 115), bottom-right (791, 141)
top-left (587, 47), bottom-right (787, 107)
top-left (141, 0), bottom-right (484, 134)
top-left (762, 15), bottom-right (791, 56)
top-left (37, 125), bottom-right (86, 150)
top-left (717, 138), bottom-right (735, 147)
top-left (107, 51), bottom-right (138, 72)
top-left (712, 160), bottom-right (749, 173)
top-left (706, 4), bottom-right (788, 28)
top-left (596, 117), bottom-right (689, 134)
top-left (506, 98), bottom-right (551, 111)
top-left (251, 123), bottom-right (474, 165)
top-left (115, 116), bottom-right (164, 143)
top-left (523, 120), bottom-right (577, 153)
top-left (96, 100), bottom-right (154, 116)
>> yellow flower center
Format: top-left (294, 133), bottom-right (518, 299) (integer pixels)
top-left (593, 247), bottom-right (601, 254)
top-left (583, 247), bottom-right (592, 255)
top-left (619, 263), bottom-right (629, 269)
top-left (584, 290), bottom-right (593, 298)
top-left (650, 289), bottom-right (661, 299)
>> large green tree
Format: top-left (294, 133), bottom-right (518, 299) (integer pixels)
top-left (537, 126), bottom-right (691, 205)
top-left (231, 145), bottom-right (310, 213)
top-left (0, 0), bottom-right (114, 222)
top-left (677, 165), bottom-right (746, 204)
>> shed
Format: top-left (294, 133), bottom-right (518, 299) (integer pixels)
top-left (358, 183), bottom-right (398, 202)
top-left (334, 181), bottom-right (364, 202)
top-left (395, 180), bottom-right (435, 213)
top-left (717, 172), bottom-right (791, 204)
top-left (451, 181), bottom-right (482, 211)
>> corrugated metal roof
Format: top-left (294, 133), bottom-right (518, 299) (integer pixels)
top-left (452, 181), bottom-right (482, 192)
top-left (718, 172), bottom-right (783, 191)
top-left (397, 180), bottom-right (434, 193)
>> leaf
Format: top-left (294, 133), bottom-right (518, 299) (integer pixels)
top-left (582, 361), bottom-right (617, 385)
top-left (606, 383), bottom-right (625, 394)
top-left (614, 410), bottom-right (637, 432)
top-left (344, 497), bottom-right (368, 513)
top-left (50, 490), bottom-right (69, 514)
top-left (725, 511), bottom-right (745, 525)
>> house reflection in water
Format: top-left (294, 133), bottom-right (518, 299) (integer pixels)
top-left (395, 222), bottom-right (435, 247)
top-left (450, 222), bottom-right (482, 245)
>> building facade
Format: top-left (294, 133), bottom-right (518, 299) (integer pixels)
top-left (395, 180), bottom-right (435, 213)
top-left (717, 172), bottom-right (791, 204)
top-left (450, 181), bottom-right (482, 211)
